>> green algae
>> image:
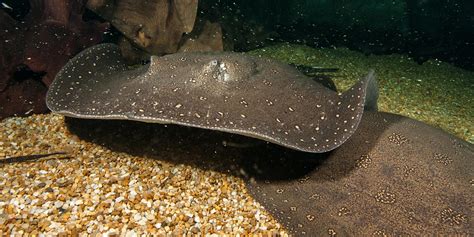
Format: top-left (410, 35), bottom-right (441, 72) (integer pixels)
top-left (248, 43), bottom-right (473, 143)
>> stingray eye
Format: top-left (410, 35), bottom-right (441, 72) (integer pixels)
top-left (210, 59), bottom-right (218, 66)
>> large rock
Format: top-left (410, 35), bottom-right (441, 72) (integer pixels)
top-left (178, 20), bottom-right (224, 53)
top-left (86, 0), bottom-right (199, 55)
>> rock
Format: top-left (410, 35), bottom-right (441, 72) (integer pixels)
top-left (86, 0), bottom-right (224, 62)
top-left (86, 0), bottom-right (199, 55)
top-left (178, 20), bottom-right (224, 53)
top-left (0, 0), bottom-right (108, 120)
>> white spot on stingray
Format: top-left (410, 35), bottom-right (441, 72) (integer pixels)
top-left (288, 107), bottom-right (295, 112)
top-left (240, 114), bottom-right (246, 118)
top-left (316, 104), bottom-right (321, 108)
top-left (240, 100), bottom-right (249, 107)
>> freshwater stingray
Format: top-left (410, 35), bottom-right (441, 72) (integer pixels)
top-left (46, 43), bottom-right (377, 153)
top-left (245, 111), bottom-right (474, 236)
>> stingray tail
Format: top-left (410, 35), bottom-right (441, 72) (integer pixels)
top-left (339, 70), bottom-right (379, 112)
top-left (362, 70), bottom-right (379, 111)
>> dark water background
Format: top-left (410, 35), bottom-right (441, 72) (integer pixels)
top-left (3, 0), bottom-right (473, 70)
top-left (199, 0), bottom-right (474, 70)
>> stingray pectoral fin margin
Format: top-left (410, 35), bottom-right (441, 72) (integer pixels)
top-left (309, 70), bottom-right (378, 153)
top-left (46, 43), bottom-right (129, 112)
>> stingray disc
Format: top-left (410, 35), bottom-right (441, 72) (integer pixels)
top-left (47, 43), bottom-right (376, 153)
top-left (245, 111), bottom-right (474, 235)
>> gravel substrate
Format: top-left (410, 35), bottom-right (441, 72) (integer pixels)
top-left (0, 114), bottom-right (286, 236)
top-left (1, 44), bottom-right (472, 235)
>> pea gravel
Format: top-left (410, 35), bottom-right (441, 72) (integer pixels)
top-left (0, 114), bottom-right (286, 236)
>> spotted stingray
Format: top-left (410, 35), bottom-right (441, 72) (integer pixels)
top-left (46, 43), bottom-right (377, 153)
top-left (245, 111), bottom-right (474, 236)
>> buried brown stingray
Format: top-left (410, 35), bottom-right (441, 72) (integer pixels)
top-left (244, 111), bottom-right (474, 236)
top-left (46, 43), bottom-right (377, 153)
